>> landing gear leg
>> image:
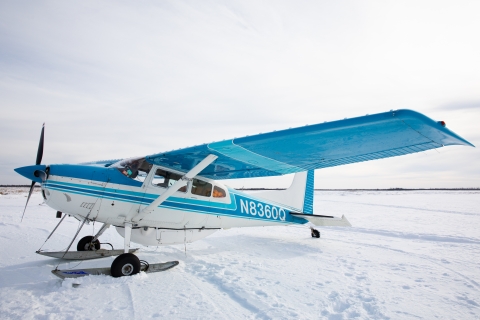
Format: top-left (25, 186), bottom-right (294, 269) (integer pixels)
top-left (310, 227), bottom-right (320, 238)
top-left (123, 222), bottom-right (132, 254)
top-left (111, 222), bottom-right (140, 278)
top-left (92, 223), bottom-right (110, 243)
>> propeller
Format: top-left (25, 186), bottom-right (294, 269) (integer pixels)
top-left (21, 123), bottom-right (45, 222)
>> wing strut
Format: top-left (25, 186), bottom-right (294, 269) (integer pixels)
top-left (132, 154), bottom-right (218, 222)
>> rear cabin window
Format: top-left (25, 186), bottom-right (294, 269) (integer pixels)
top-left (113, 157), bottom-right (152, 182)
top-left (191, 179), bottom-right (212, 197)
top-left (151, 168), bottom-right (187, 192)
top-left (213, 186), bottom-right (226, 198)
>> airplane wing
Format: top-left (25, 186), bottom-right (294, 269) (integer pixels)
top-left (80, 159), bottom-right (122, 167)
top-left (145, 109), bottom-right (473, 180)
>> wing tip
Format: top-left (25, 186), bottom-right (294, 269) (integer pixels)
top-left (395, 109), bottom-right (474, 148)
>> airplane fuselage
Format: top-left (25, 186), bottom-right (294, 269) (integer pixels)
top-left (41, 164), bottom-right (307, 246)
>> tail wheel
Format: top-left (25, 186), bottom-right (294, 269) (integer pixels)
top-left (77, 236), bottom-right (101, 251)
top-left (111, 253), bottom-right (141, 278)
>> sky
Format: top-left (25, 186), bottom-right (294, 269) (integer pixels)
top-left (1, 0), bottom-right (479, 188)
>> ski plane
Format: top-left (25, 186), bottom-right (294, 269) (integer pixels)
top-left (15, 109), bottom-right (473, 277)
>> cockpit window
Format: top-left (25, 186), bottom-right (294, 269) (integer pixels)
top-left (112, 157), bottom-right (152, 182)
top-left (151, 168), bottom-right (187, 192)
top-left (213, 186), bottom-right (226, 198)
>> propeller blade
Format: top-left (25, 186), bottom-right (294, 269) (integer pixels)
top-left (35, 123), bottom-right (45, 165)
top-left (21, 181), bottom-right (36, 222)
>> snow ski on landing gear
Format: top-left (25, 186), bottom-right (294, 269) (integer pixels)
top-left (52, 260), bottom-right (179, 279)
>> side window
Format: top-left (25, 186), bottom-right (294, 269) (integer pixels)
top-left (151, 168), bottom-right (186, 192)
top-left (191, 179), bottom-right (212, 197)
top-left (213, 186), bottom-right (226, 198)
top-left (151, 171), bottom-right (166, 186)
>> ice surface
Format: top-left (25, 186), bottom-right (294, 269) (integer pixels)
top-left (0, 188), bottom-right (479, 319)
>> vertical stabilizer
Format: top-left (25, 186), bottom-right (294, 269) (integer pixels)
top-left (255, 170), bottom-right (315, 213)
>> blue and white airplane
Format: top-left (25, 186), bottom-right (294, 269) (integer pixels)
top-left (15, 109), bottom-right (473, 277)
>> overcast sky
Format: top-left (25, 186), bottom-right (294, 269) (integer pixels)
top-left (1, 0), bottom-right (479, 188)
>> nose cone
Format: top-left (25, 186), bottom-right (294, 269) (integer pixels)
top-left (14, 165), bottom-right (47, 183)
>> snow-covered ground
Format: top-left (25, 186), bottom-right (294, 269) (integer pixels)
top-left (0, 188), bottom-right (479, 319)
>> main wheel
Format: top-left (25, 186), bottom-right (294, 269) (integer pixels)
top-left (111, 253), bottom-right (141, 278)
top-left (77, 236), bottom-right (101, 251)
top-left (311, 228), bottom-right (320, 238)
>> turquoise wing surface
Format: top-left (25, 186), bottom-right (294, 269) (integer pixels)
top-left (146, 110), bottom-right (473, 180)
top-left (80, 159), bottom-right (122, 167)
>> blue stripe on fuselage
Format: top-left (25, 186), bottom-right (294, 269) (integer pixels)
top-left (44, 180), bottom-right (303, 224)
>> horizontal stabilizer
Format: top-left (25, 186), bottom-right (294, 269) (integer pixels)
top-left (291, 213), bottom-right (352, 227)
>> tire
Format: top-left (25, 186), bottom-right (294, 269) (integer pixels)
top-left (77, 236), bottom-right (101, 251)
top-left (111, 253), bottom-right (141, 278)
top-left (311, 229), bottom-right (320, 238)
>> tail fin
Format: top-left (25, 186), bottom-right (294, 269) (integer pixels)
top-left (255, 170), bottom-right (315, 213)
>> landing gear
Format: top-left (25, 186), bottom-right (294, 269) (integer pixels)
top-left (311, 228), bottom-right (320, 238)
top-left (110, 222), bottom-right (140, 277)
top-left (77, 236), bottom-right (100, 251)
top-left (111, 253), bottom-right (141, 277)
top-left (41, 218), bottom-right (179, 277)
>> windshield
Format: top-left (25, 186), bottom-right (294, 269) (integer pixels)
top-left (112, 157), bottom-right (152, 182)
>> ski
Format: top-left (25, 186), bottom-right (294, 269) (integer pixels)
top-left (37, 248), bottom-right (138, 260)
top-left (52, 261), bottom-right (179, 279)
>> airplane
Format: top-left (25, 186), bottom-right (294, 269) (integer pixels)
top-left (14, 109), bottom-right (473, 278)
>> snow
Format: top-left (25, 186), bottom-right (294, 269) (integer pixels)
top-left (0, 188), bottom-right (479, 319)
